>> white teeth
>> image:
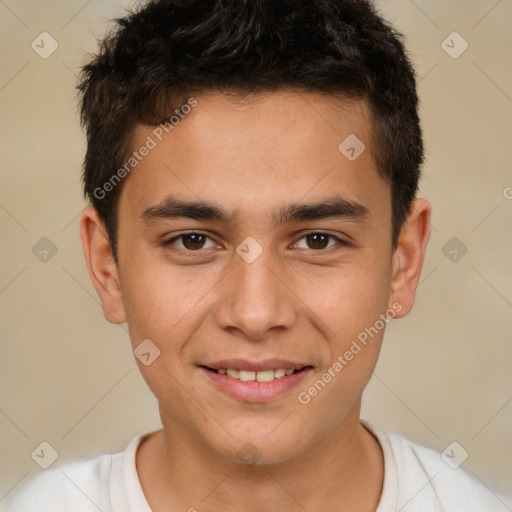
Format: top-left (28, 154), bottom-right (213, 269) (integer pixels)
top-left (256, 370), bottom-right (275, 382)
top-left (239, 370), bottom-right (256, 381)
top-left (216, 368), bottom-right (297, 381)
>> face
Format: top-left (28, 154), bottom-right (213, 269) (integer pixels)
top-left (82, 90), bottom-right (430, 464)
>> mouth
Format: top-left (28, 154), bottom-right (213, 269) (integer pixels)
top-left (199, 361), bottom-right (313, 402)
top-left (201, 366), bottom-right (309, 382)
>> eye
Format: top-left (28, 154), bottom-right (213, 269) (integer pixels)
top-left (294, 232), bottom-right (344, 251)
top-left (164, 232), bottom-right (217, 251)
top-left (163, 231), bottom-right (346, 254)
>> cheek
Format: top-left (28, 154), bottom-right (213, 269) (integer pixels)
top-left (295, 258), bottom-right (392, 399)
top-left (119, 252), bottom-right (221, 345)
top-left (303, 259), bottom-right (392, 336)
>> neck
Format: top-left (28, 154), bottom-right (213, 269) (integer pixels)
top-left (137, 404), bottom-right (384, 512)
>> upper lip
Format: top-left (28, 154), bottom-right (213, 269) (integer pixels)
top-left (202, 359), bottom-right (312, 372)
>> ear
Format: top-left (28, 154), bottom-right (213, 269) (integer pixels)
top-left (389, 198), bottom-right (431, 318)
top-left (80, 205), bottom-right (126, 324)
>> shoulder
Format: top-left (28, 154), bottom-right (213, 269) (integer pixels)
top-left (387, 429), bottom-right (512, 511)
top-left (0, 453), bottom-right (113, 512)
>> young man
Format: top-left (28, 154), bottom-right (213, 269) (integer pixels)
top-left (2, 0), bottom-right (510, 511)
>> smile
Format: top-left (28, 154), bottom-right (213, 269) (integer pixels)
top-left (200, 365), bottom-right (313, 402)
top-left (212, 368), bottom-right (297, 381)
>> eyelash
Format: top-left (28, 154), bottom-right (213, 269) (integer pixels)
top-left (162, 231), bottom-right (347, 254)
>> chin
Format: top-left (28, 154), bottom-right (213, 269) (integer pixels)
top-left (207, 425), bottom-right (308, 467)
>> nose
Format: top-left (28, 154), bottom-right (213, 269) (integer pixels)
top-left (214, 245), bottom-right (297, 340)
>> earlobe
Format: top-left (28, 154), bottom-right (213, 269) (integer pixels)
top-left (80, 205), bottom-right (127, 324)
top-left (389, 198), bottom-right (431, 318)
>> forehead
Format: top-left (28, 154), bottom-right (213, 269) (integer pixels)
top-left (120, 90), bottom-right (388, 223)
top-left (147, 90), bottom-right (375, 163)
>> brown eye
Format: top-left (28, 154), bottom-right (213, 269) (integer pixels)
top-left (294, 232), bottom-right (344, 251)
top-left (305, 233), bottom-right (330, 250)
top-left (164, 232), bottom-right (216, 251)
top-left (181, 233), bottom-right (207, 250)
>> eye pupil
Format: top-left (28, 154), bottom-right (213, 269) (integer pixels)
top-left (307, 233), bottom-right (329, 250)
top-left (183, 233), bottom-right (205, 250)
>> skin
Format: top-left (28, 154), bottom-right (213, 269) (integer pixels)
top-left (81, 90), bottom-right (431, 511)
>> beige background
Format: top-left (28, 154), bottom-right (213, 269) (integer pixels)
top-left (1, 0), bottom-right (511, 503)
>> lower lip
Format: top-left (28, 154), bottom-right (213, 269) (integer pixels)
top-left (200, 367), bottom-right (313, 403)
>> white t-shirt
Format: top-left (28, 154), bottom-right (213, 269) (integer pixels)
top-left (1, 421), bottom-right (510, 512)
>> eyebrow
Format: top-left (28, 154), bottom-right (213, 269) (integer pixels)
top-left (141, 195), bottom-right (369, 226)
